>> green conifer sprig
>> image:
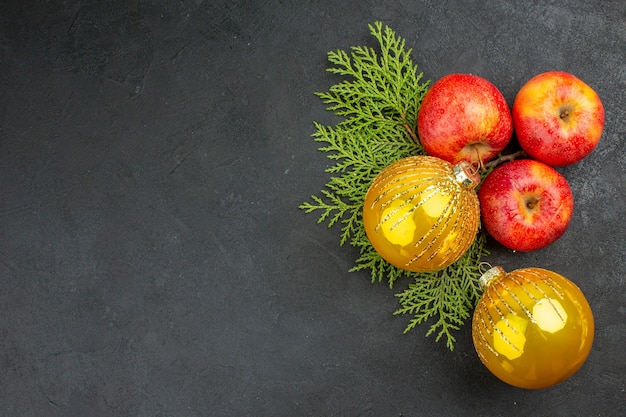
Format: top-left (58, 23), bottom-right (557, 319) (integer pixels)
top-left (394, 232), bottom-right (489, 348)
top-left (300, 21), bottom-right (489, 350)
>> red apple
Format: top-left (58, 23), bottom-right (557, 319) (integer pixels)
top-left (417, 73), bottom-right (513, 165)
top-left (478, 159), bottom-right (573, 252)
top-left (513, 71), bottom-right (605, 166)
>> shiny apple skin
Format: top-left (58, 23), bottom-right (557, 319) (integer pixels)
top-left (478, 159), bottom-right (574, 252)
top-left (513, 71), bottom-right (605, 166)
top-left (417, 73), bottom-right (513, 165)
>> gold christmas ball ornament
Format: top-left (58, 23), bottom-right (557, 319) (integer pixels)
top-left (472, 266), bottom-right (594, 389)
top-left (362, 156), bottom-right (481, 273)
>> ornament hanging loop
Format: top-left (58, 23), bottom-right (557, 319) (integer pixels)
top-left (478, 261), bottom-right (494, 275)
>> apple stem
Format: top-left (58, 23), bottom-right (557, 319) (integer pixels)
top-left (526, 196), bottom-right (540, 210)
top-left (483, 150), bottom-right (527, 171)
top-left (474, 145), bottom-right (485, 171)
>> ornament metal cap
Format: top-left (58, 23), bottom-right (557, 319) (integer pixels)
top-left (478, 265), bottom-right (506, 289)
top-left (453, 161), bottom-right (481, 189)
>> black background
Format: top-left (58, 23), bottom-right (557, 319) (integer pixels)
top-left (1, 1), bottom-right (624, 416)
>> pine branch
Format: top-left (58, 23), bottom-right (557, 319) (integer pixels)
top-left (300, 21), bottom-right (491, 350)
top-left (394, 232), bottom-right (489, 350)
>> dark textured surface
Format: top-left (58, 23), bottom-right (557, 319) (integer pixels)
top-left (1, 1), bottom-right (624, 416)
